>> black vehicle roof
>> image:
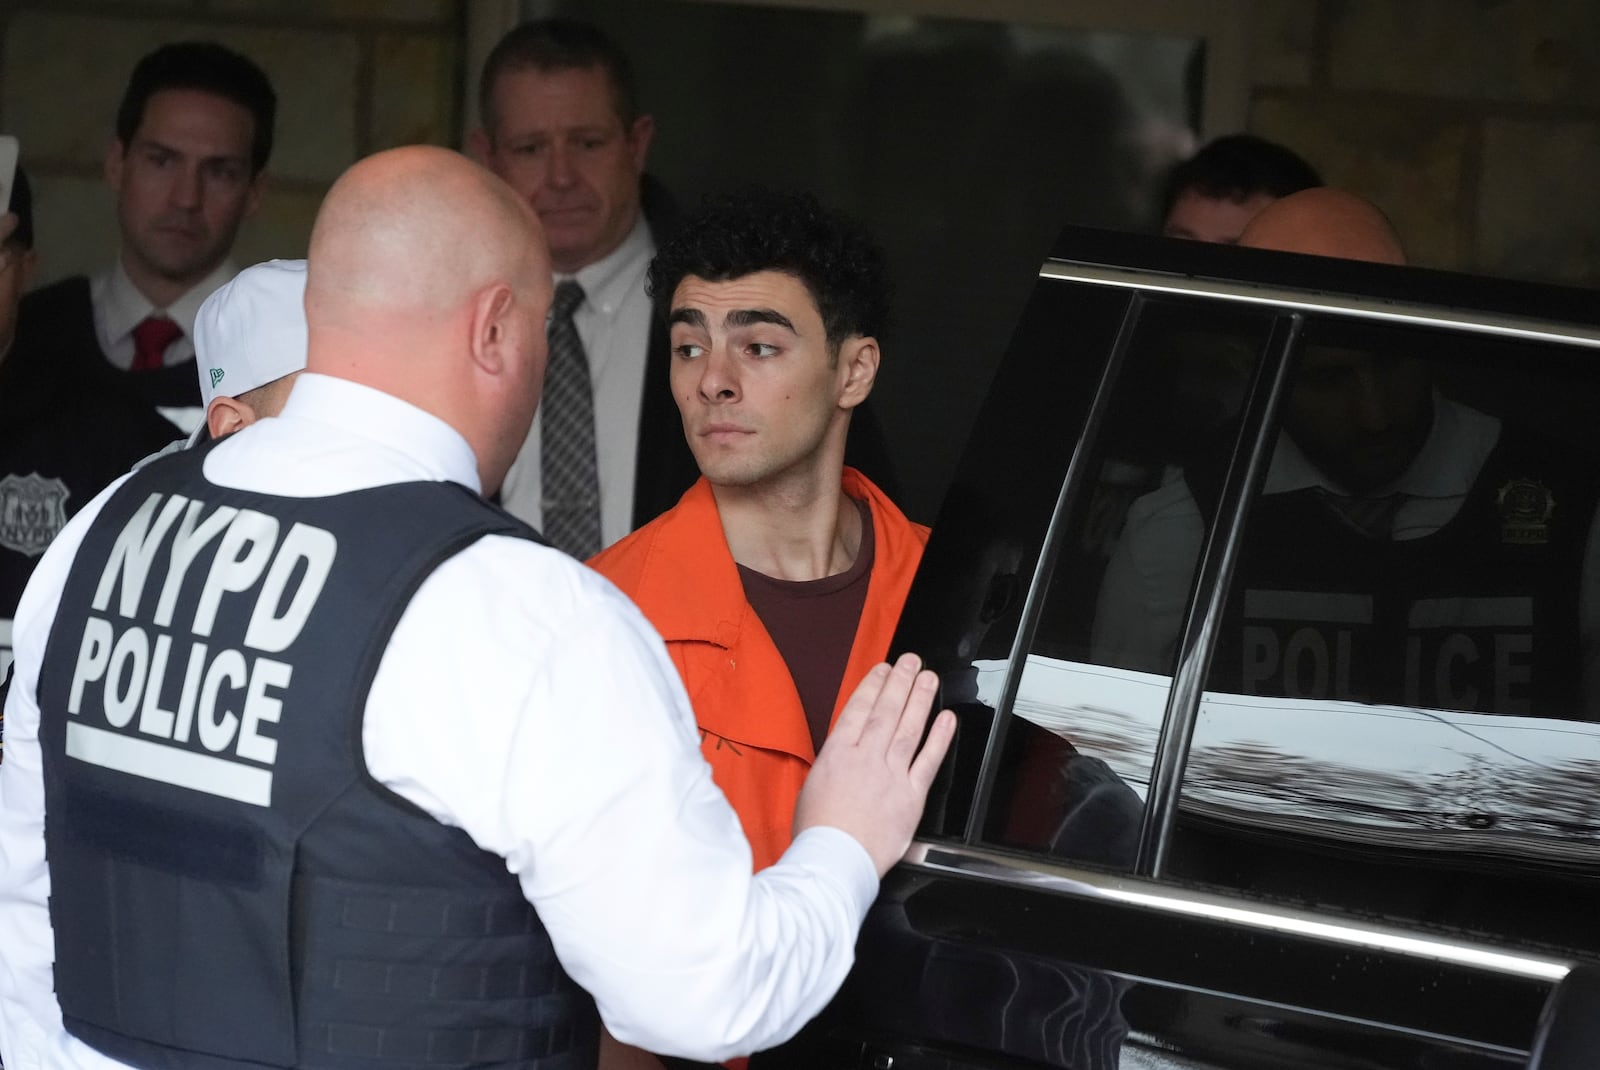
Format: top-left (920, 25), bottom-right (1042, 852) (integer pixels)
top-left (1047, 225), bottom-right (1600, 336)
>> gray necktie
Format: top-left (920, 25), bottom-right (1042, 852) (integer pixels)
top-left (542, 280), bottom-right (601, 558)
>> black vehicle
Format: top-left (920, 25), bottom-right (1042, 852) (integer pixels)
top-left (761, 229), bottom-right (1600, 1069)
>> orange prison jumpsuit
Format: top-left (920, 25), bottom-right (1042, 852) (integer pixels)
top-left (589, 467), bottom-right (928, 871)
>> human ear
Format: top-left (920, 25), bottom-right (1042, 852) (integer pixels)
top-left (627, 114), bottom-right (655, 173)
top-left (837, 336), bottom-right (879, 410)
top-left (206, 395), bottom-right (255, 439)
top-left (468, 283), bottom-right (517, 376)
top-left (243, 170), bottom-right (266, 218)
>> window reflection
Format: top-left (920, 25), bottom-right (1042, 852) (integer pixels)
top-left (981, 299), bottom-right (1275, 868)
top-left (1165, 316), bottom-right (1600, 955)
top-left (1200, 320), bottom-right (1600, 719)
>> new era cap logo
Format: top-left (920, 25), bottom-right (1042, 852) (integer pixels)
top-left (210, 368), bottom-right (225, 388)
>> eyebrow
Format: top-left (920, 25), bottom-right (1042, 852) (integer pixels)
top-left (725, 308), bottom-right (796, 332)
top-left (669, 306), bottom-right (797, 333)
top-left (131, 136), bottom-right (249, 166)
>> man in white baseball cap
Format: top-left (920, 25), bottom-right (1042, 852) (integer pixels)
top-left (194, 256), bottom-right (306, 440)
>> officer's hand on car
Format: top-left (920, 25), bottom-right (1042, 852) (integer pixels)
top-left (794, 653), bottom-right (957, 878)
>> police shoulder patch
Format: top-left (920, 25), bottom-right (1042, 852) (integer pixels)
top-left (1495, 477), bottom-right (1556, 546)
top-left (0, 472), bottom-right (71, 556)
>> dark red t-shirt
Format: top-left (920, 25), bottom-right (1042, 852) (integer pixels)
top-left (736, 497), bottom-right (875, 753)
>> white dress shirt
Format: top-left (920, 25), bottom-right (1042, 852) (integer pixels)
top-left (499, 216), bottom-right (656, 546)
top-left (0, 373), bottom-right (878, 1068)
top-left (90, 257), bottom-right (235, 434)
top-left (90, 257), bottom-right (234, 374)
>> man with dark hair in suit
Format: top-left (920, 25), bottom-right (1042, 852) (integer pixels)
top-left (18, 40), bottom-right (276, 435)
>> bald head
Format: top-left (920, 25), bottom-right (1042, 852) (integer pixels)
top-left (304, 146), bottom-right (555, 494)
top-left (306, 145), bottom-right (548, 332)
top-left (1238, 188), bottom-right (1407, 266)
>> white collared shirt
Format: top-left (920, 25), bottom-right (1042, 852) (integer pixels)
top-left (90, 256), bottom-right (236, 434)
top-left (90, 256), bottom-right (236, 373)
top-left (498, 215), bottom-right (656, 546)
top-left (1091, 396), bottom-right (1600, 679)
top-left (1257, 392), bottom-right (1500, 540)
top-left (0, 373), bottom-right (878, 1068)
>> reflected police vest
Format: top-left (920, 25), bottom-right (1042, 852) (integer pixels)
top-left (36, 441), bottom-right (600, 1070)
top-left (1188, 429), bottom-right (1594, 718)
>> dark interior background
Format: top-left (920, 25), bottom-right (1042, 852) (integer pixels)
top-left (540, 0), bottom-right (1202, 521)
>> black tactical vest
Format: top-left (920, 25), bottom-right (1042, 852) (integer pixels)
top-left (37, 441), bottom-right (599, 1070)
top-left (1189, 428), bottom-right (1595, 719)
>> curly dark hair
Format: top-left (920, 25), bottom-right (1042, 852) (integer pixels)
top-left (647, 187), bottom-right (891, 351)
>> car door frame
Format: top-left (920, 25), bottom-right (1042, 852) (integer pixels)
top-left (763, 245), bottom-right (1600, 1069)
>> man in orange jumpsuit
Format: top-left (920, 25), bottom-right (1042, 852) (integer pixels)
top-left (591, 187), bottom-right (927, 874)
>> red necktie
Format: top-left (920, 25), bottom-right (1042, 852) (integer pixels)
top-left (131, 315), bottom-right (183, 372)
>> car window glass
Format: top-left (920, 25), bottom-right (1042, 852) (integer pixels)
top-left (1169, 315), bottom-right (1600, 956)
top-left (974, 298), bottom-right (1279, 868)
top-left (900, 278), bottom-right (1132, 839)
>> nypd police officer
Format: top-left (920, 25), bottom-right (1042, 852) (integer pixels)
top-left (0, 146), bottom-right (956, 1070)
top-left (1094, 188), bottom-right (1600, 722)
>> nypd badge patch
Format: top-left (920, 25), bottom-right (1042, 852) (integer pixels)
top-left (1496, 477), bottom-right (1556, 546)
top-left (0, 472), bottom-right (71, 557)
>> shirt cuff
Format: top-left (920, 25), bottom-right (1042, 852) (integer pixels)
top-left (781, 826), bottom-right (880, 922)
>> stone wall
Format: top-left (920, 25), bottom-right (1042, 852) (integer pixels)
top-left (4, 0), bottom-right (1595, 289)
top-left (1248, 0), bottom-right (1600, 286)
top-left (0, 0), bottom-right (464, 287)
